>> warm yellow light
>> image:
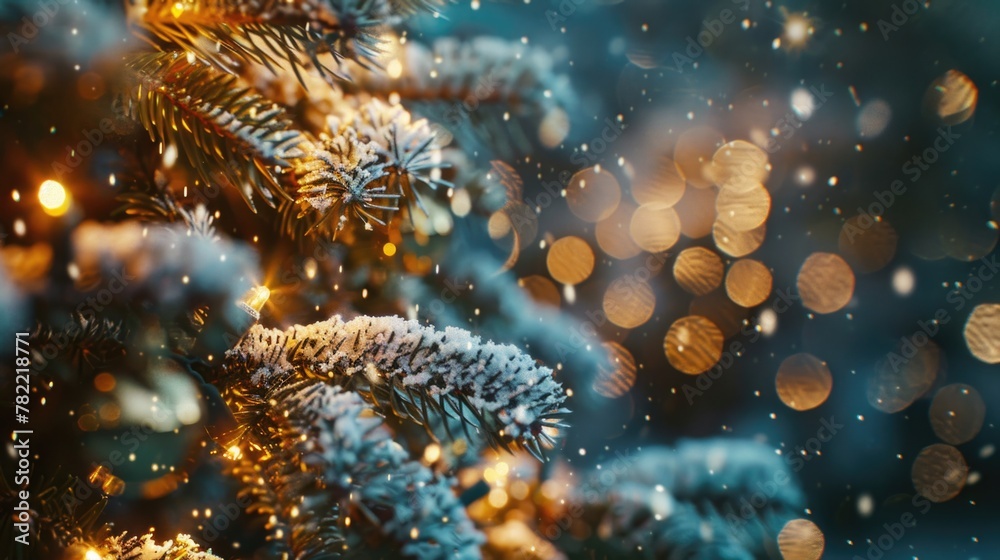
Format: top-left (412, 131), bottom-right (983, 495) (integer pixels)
top-left (38, 180), bottom-right (70, 216)
top-left (783, 14), bottom-right (813, 47)
top-left (85, 550), bottom-right (102, 560)
top-left (422, 443), bottom-right (441, 463)
top-left (386, 59), bottom-right (403, 79)
top-left (225, 445), bottom-right (242, 460)
top-left (237, 285), bottom-right (270, 320)
top-left (487, 488), bottom-right (508, 508)
top-left (383, 242), bottom-right (397, 257)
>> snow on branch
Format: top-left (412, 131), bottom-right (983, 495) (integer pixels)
top-left (223, 314), bottom-right (569, 459)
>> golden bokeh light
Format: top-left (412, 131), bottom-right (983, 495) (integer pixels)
top-left (964, 303), bottom-right (1000, 363)
top-left (797, 252), bottom-right (855, 314)
top-left (94, 372), bottom-right (117, 392)
top-left (567, 167), bottom-right (621, 223)
top-left (593, 342), bottom-right (637, 399)
top-left (716, 182), bottom-right (771, 232)
top-left (1, 243), bottom-right (53, 286)
top-left (675, 185), bottom-right (718, 239)
top-left (595, 201), bottom-right (642, 260)
top-left (603, 276), bottom-right (656, 328)
top-left (539, 107), bottom-right (570, 148)
top-left (713, 220), bottom-right (766, 257)
top-left (518, 275), bottom-right (561, 307)
top-left (673, 247), bottom-right (724, 296)
top-left (631, 154), bottom-right (686, 207)
top-left (838, 216), bottom-right (898, 273)
top-left (38, 179), bottom-right (71, 216)
top-left (775, 353), bottom-right (833, 411)
top-left (674, 126), bottom-right (725, 189)
top-left (867, 340), bottom-right (939, 414)
top-left (664, 315), bottom-right (724, 375)
top-left (925, 69), bottom-right (977, 125)
top-left (711, 140), bottom-right (769, 192)
top-left (777, 518), bottom-right (825, 560)
top-left (546, 236), bottom-right (595, 285)
top-left (781, 13), bottom-right (815, 50)
top-left (929, 384), bottom-right (986, 445)
top-left (911, 443), bottom-right (968, 503)
top-left (629, 203), bottom-right (681, 253)
top-left (725, 259), bottom-right (772, 308)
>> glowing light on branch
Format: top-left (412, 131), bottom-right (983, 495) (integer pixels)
top-left (38, 179), bottom-right (71, 216)
top-left (238, 285), bottom-right (271, 320)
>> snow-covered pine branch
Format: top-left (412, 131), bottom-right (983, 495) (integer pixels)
top-left (259, 381), bottom-right (484, 558)
top-left (223, 314), bottom-right (569, 459)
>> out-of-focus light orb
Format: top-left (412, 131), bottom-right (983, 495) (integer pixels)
top-left (386, 58), bottom-right (403, 79)
top-left (838, 216), bottom-right (898, 273)
top-left (857, 493), bottom-right (874, 518)
top-left (929, 384), bottom-right (986, 445)
top-left (631, 155), bottom-right (685, 207)
top-left (775, 353), bottom-right (833, 411)
top-left (567, 167), bottom-right (621, 223)
top-left (664, 315), bottom-right (724, 375)
top-left (925, 69), bottom-right (978, 125)
top-left (674, 126), bottom-right (725, 189)
top-left (790, 88), bottom-right (816, 120)
top-left (777, 518), bottom-right (825, 560)
top-left (857, 99), bottom-right (892, 138)
top-left (593, 342), bottom-right (637, 399)
top-left (797, 252), bottom-right (855, 314)
top-left (715, 182), bottom-right (771, 232)
top-left (539, 107), bottom-right (570, 148)
top-left (604, 277), bottom-right (656, 328)
top-left (783, 13), bottom-right (814, 48)
top-left (794, 166), bottom-right (815, 187)
top-left (713, 220), bottom-right (766, 258)
top-left (450, 187), bottom-right (472, 217)
top-left (630, 203), bottom-right (681, 252)
top-left (38, 179), bottom-right (71, 216)
top-left (85, 550), bottom-right (102, 560)
top-left (711, 140), bottom-right (769, 192)
top-left (758, 307), bottom-right (778, 337)
top-left (892, 266), bottom-right (915, 296)
top-left (546, 236), bottom-right (595, 285)
top-left (519, 275), bottom-right (561, 307)
top-left (868, 341), bottom-right (939, 414)
top-left (911, 443), bottom-right (968, 503)
top-left (964, 303), bottom-right (1000, 364)
top-left (725, 258), bottom-right (773, 308)
top-left (673, 247), bottom-right (724, 296)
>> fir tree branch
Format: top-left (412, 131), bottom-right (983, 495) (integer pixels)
top-left (350, 37), bottom-right (575, 157)
top-left (78, 532), bottom-right (223, 559)
top-left (283, 99), bottom-right (447, 239)
top-left (254, 381), bottom-right (483, 558)
top-left (1, 470), bottom-right (110, 557)
top-left (223, 314), bottom-right (569, 460)
top-left (120, 51), bottom-right (305, 213)
top-left (131, 0), bottom-right (403, 85)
